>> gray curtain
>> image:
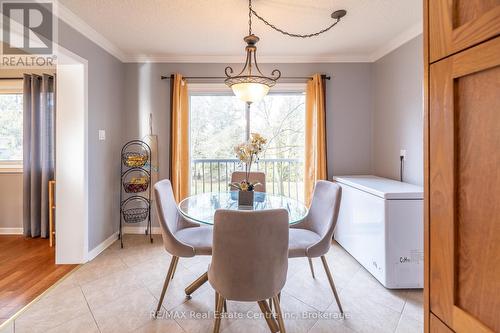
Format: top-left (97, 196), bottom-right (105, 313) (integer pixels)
top-left (23, 74), bottom-right (55, 238)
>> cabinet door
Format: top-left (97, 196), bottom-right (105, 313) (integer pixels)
top-left (430, 314), bottom-right (454, 333)
top-left (429, 37), bottom-right (500, 333)
top-left (429, 0), bottom-right (500, 62)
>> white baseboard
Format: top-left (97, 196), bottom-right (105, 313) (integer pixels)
top-left (87, 231), bottom-right (119, 261)
top-left (0, 228), bottom-right (23, 235)
top-left (122, 226), bottom-right (161, 235)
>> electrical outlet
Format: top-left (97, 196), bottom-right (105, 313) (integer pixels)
top-left (99, 130), bottom-right (106, 141)
top-left (400, 149), bottom-right (407, 159)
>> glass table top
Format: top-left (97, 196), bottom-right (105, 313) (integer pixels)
top-left (178, 191), bottom-right (308, 225)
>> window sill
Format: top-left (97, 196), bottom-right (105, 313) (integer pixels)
top-left (0, 165), bottom-right (23, 174)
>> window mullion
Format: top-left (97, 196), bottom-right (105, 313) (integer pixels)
top-left (245, 102), bottom-right (250, 140)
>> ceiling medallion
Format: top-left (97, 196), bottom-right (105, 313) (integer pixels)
top-left (225, 0), bottom-right (347, 103)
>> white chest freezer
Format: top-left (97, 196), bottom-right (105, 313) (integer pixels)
top-left (333, 175), bottom-right (423, 289)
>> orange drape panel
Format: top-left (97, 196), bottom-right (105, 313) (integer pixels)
top-left (170, 74), bottom-right (190, 202)
top-left (304, 73), bottom-right (327, 206)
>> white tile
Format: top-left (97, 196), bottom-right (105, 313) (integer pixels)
top-left (0, 320), bottom-right (14, 333)
top-left (321, 287), bottom-right (402, 333)
top-left (172, 288), bottom-right (230, 333)
top-left (132, 318), bottom-right (184, 333)
top-left (72, 251), bottom-right (128, 285)
top-left (396, 313), bottom-right (423, 333)
top-left (14, 287), bottom-right (90, 333)
top-left (91, 288), bottom-right (159, 333)
top-left (276, 292), bottom-right (319, 333)
top-left (80, 268), bottom-right (145, 311)
top-left (14, 239), bottom-right (424, 333)
top-left (402, 293), bottom-right (423, 324)
top-left (343, 268), bottom-right (407, 313)
top-left (45, 312), bottom-right (99, 333)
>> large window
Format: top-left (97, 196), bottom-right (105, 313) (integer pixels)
top-left (189, 85), bottom-right (305, 200)
top-left (0, 91), bottom-right (23, 163)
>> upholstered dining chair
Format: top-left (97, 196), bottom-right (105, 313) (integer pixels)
top-left (231, 171), bottom-right (266, 192)
top-left (153, 179), bottom-right (213, 315)
top-left (209, 209), bottom-right (289, 333)
top-left (288, 180), bottom-right (343, 313)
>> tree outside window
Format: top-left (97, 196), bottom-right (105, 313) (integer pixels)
top-left (189, 91), bottom-right (305, 200)
top-left (0, 94), bottom-right (23, 162)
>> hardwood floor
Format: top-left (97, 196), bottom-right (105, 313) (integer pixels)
top-left (0, 236), bottom-right (77, 325)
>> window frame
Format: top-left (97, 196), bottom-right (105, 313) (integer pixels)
top-left (0, 79), bottom-right (23, 173)
top-left (188, 83), bottom-right (307, 198)
top-left (188, 82), bottom-right (306, 140)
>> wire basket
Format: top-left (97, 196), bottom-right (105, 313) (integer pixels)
top-left (122, 207), bottom-right (148, 224)
top-left (122, 152), bottom-right (148, 168)
top-left (123, 179), bottom-right (150, 193)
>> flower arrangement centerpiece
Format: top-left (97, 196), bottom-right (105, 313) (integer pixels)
top-left (229, 133), bottom-right (267, 206)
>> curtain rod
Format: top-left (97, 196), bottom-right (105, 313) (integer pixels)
top-left (161, 75), bottom-right (331, 81)
top-left (0, 74), bottom-right (53, 80)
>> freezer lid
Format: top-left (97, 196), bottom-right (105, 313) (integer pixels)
top-left (332, 175), bottom-right (423, 199)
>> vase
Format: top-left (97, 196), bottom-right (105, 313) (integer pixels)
top-left (238, 190), bottom-right (254, 207)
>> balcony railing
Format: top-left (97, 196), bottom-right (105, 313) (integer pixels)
top-left (191, 158), bottom-right (304, 201)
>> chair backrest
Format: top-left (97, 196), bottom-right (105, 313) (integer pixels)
top-left (154, 179), bottom-right (197, 257)
top-left (231, 171), bottom-right (266, 192)
top-left (208, 209), bottom-right (289, 302)
top-left (301, 180), bottom-right (342, 258)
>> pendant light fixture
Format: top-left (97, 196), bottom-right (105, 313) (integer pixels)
top-left (225, 0), bottom-right (347, 103)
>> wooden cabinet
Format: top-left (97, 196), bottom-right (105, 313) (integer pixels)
top-left (425, 1), bottom-right (500, 333)
top-left (429, 0), bottom-right (500, 62)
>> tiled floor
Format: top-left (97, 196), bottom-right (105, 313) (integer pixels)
top-left (2, 235), bottom-right (423, 333)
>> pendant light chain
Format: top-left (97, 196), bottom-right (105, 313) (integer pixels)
top-left (248, 0), bottom-right (344, 39)
top-left (225, 1), bottom-right (345, 103)
top-left (248, 0), bottom-right (253, 35)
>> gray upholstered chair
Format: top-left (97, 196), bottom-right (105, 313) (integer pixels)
top-left (209, 209), bottom-right (289, 333)
top-left (289, 180), bottom-right (343, 313)
top-left (231, 171), bottom-right (266, 192)
top-left (153, 179), bottom-right (213, 315)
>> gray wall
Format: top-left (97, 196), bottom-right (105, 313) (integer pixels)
top-left (123, 62), bottom-right (374, 180)
top-left (1, 30), bottom-right (423, 243)
top-left (372, 35), bottom-right (423, 185)
top-left (123, 62), bottom-right (374, 227)
top-left (0, 173), bottom-right (22, 229)
top-left (58, 20), bottom-right (125, 250)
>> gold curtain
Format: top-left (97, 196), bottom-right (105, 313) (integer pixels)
top-left (170, 74), bottom-right (190, 202)
top-left (304, 73), bottom-right (327, 205)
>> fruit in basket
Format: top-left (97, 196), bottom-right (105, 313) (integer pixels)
top-left (130, 177), bottom-right (147, 184)
top-left (123, 152), bottom-right (148, 167)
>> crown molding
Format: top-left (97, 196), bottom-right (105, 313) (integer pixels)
top-left (56, 2), bottom-right (127, 62)
top-left (55, 4), bottom-right (420, 65)
top-left (122, 54), bottom-right (372, 63)
top-left (369, 22), bottom-right (423, 62)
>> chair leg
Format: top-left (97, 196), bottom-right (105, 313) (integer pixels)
top-left (171, 257), bottom-right (179, 280)
top-left (272, 295), bottom-right (286, 333)
top-left (185, 271), bottom-right (209, 298)
top-left (214, 293), bottom-right (228, 313)
top-left (257, 300), bottom-right (279, 333)
top-left (213, 292), bottom-right (224, 333)
top-left (155, 256), bottom-right (179, 316)
top-left (307, 258), bottom-right (316, 279)
top-left (320, 255), bottom-right (343, 314)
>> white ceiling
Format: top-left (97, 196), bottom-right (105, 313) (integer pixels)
top-left (57, 0), bottom-right (423, 63)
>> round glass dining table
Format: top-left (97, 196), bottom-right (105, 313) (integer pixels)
top-left (178, 191), bottom-right (308, 225)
